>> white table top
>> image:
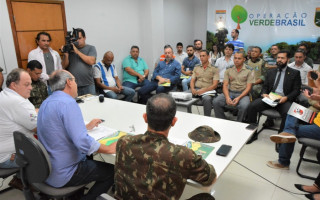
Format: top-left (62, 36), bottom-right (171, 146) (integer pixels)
top-left (79, 96), bottom-right (255, 191)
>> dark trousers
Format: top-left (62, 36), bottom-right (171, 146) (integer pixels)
top-left (138, 81), bottom-right (175, 104)
top-left (64, 159), bottom-right (114, 200)
top-left (246, 98), bottom-right (292, 133)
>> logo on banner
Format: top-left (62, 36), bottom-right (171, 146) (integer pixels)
top-left (315, 7), bottom-right (320, 27)
top-left (231, 5), bottom-right (248, 29)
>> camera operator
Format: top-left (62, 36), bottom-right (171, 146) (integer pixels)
top-left (61, 28), bottom-right (97, 96)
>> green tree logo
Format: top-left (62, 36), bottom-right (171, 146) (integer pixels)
top-left (231, 5), bottom-right (248, 29)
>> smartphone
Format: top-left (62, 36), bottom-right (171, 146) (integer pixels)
top-left (100, 119), bottom-right (105, 122)
top-left (216, 144), bottom-right (232, 156)
top-left (246, 123), bottom-right (257, 131)
top-left (311, 71), bottom-right (318, 80)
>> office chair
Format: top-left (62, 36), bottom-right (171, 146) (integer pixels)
top-left (296, 138), bottom-right (320, 180)
top-left (13, 131), bottom-right (86, 200)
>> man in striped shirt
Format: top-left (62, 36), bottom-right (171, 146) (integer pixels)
top-left (226, 29), bottom-right (244, 54)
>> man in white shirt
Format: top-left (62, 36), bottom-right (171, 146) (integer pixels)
top-left (215, 44), bottom-right (235, 82)
top-left (288, 50), bottom-right (312, 85)
top-left (28, 32), bottom-right (62, 82)
top-left (174, 42), bottom-right (187, 64)
top-left (0, 68), bottom-right (37, 168)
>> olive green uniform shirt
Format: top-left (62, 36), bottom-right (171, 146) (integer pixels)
top-left (224, 64), bottom-right (254, 92)
top-left (192, 64), bottom-right (219, 89)
top-left (115, 131), bottom-right (216, 200)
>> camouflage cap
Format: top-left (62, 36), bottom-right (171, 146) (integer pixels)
top-left (188, 125), bottom-right (221, 143)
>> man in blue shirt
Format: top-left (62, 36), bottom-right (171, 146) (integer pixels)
top-left (37, 70), bottom-right (116, 200)
top-left (122, 46), bottom-right (150, 90)
top-left (181, 45), bottom-right (200, 91)
top-left (138, 45), bottom-right (181, 104)
top-left (226, 29), bottom-right (244, 54)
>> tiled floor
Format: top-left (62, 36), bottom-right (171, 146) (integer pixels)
top-left (0, 105), bottom-right (319, 200)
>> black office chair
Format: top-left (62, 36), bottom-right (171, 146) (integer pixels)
top-left (0, 168), bottom-right (19, 179)
top-left (256, 108), bottom-right (282, 134)
top-left (296, 138), bottom-right (320, 180)
top-left (13, 131), bottom-right (86, 200)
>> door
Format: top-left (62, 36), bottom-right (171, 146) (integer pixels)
top-left (7, 0), bottom-right (67, 69)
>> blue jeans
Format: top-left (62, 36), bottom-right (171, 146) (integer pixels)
top-left (212, 91), bottom-right (250, 122)
top-left (64, 159), bottom-right (114, 200)
top-left (138, 81), bottom-right (176, 104)
top-left (278, 115), bottom-right (320, 166)
top-left (0, 156), bottom-right (19, 168)
top-left (182, 77), bottom-right (191, 91)
top-left (104, 86), bottom-right (135, 102)
top-left (122, 79), bottom-right (150, 90)
top-left (78, 84), bottom-right (96, 96)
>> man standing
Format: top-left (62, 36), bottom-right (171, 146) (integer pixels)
top-left (194, 39), bottom-right (203, 59)
top-left (181, 45), bottom-right (200, 91)
top-left (138, 46), bottom-right (181, 104)
top-left (37, 70), bottom-right (116, 199)
top-left (174, 42), bottom-right (187, 64)
top-left (265, 44), bottom-right (280, 69)
top-left (213, 52), bottom-right (254, 122)
top-left (246, 50), bottom-right (301, 143)
top-left (114, 93), bottom-right (216, 199)
top-left (245, 46), bottom-right (267, 100)
top-left (28, 32), bottom-right (62, 82)
top-left (190, 50), bottom-right (219, 116)
top-left (27, 60), bottom-right (48, 108)
top-left (226, 29), bottom-right (244, 54)
top-left (94, 51), bottom-right (135, 102)
top-left (122, 46), bottom-right (150, 90)
top-left (215, 44), bottom-right (235, 83)
top-left (62, 28), bottom-right (97, 96)
top-left (0, 68), bottom-right (37, 168)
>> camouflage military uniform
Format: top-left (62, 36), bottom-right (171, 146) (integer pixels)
top-left (29, 80), bottom-right (48, 108)
top-left (114, 131), bottom-right (216, 200)
top-left (245, 58), bottom-right (267, 100)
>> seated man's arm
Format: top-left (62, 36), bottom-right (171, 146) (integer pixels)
top-left (286, 71), bottom-right (302, 102)
top-left (115, 76), bottom-right (123, 90)
top-left (143, 69), bottom-right (149, 79)
top-left (233, 83), bottom-right (252, 105)
top-left (190, 77), bottom-right (197, 95)
top-left (185, 151), bottom-right (217, 186)
top-left (97, 142), bottom-right (116, 154)
top-left (169, 63), bottom-right (181, 85)
top-left (197, 80), bottom-right (219, 95)
top-left (94, 78), bottom-right (119, 93)
top-left (72, 44), bottom-right (96, 66)
top-left (223, 80), bottom-right (233, 105)
top-left (124, 67), bottom-right (144, 80)
top-left (181, 65), bottom-right (191, 76)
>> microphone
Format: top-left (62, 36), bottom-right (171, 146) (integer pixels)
top-left (99, 94), bottom-right (104, 103)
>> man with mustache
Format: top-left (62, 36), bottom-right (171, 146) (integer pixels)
top-left (246, 50), bottom-right (301, 144)
top-left (28, 32), bottom-right (62, 83)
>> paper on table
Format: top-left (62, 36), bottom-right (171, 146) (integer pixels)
top-left (87, 125), bottom-right (118, 141)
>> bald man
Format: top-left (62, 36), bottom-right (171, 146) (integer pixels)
top-left (94, 51), bottom-right (135, 101)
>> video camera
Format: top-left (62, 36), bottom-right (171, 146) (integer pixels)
top-left (61, 28), bottom-right (79, 53)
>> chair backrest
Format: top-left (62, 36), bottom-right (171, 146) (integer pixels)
top-left (13, 131), bottom-right (51, 183)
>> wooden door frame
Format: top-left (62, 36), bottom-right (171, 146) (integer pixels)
top-left (6, 0), bottom-right (67, 68)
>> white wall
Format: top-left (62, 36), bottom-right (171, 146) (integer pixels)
top-left (163, 0), bottom-right (208, 51)
top-left (0, 0), bottom-right (208, 82)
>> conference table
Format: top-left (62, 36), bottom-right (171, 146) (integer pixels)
top-left (79, 96), bottom-right (255, 195)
